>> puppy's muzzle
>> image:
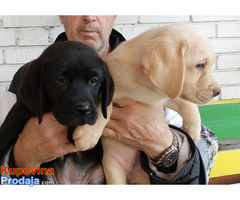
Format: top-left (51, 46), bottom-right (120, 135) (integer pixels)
top-left (75, 104), bottom-right (92, 115)
top-left (213, 88), bottom-right (221, 97)
top-left (73, 102), bottom-right (98, 126)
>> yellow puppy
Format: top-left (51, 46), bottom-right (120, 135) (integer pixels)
top-left (102, 23), bottom-right (220, 184)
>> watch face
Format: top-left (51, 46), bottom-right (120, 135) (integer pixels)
top-left (163, 150), bottom-right (178, 168)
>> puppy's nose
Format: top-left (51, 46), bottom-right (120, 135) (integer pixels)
top-left (75, 105), bottom-right (91, 115)
top-left (213, 88), bottom-right (221, 97)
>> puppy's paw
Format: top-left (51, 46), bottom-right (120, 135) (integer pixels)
top-left (189, 132), bottom-right (201, 142)
top-left (183, 125), bottom-right (201, 142)
top-left (74, 137), bottom-right (98, 151)
top-left (72, 124), bottom-right (102, 151)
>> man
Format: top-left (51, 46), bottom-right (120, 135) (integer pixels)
top-left (0, 16), bottom-right (217, 184)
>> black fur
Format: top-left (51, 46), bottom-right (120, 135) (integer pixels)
top-left (0, 41), bottom-right (114, 159)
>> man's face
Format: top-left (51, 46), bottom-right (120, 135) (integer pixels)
top-left (59, 16), bottom-right (116, 55)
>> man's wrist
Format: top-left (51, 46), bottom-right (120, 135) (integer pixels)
top-left (147, 131), bottom-right (179, 173)
top-left (145, 124), bottom-right (174, 161)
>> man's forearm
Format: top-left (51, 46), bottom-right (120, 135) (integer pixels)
top-left (140, 125), bottom-right (207, 184)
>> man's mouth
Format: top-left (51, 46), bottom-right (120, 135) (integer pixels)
top-left (81, 30), bottom-right (97, 35)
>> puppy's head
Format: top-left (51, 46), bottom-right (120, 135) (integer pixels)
top-left (141, 23), bottom-right (220, 104)
top-left (19, 41), bottom-right (114, 126)
top-left (179, 25), bottom-right (220, 104)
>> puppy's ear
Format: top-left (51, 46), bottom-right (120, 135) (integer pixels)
top-left (141, 40), bottom-right (187, 99)
top-left (100, 62), bottom-right (114, 119)
top-left (18, 58), bottom-right (47, 124)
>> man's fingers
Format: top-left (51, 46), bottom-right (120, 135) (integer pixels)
top-left (109, 106), bottom-right (122, 120)
top-left (63, 142), bottom-right (79, 155)
top-left (102, 127), bottom-right (118, 140)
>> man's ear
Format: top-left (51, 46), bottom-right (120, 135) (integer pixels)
top-left (141, 40), bottom-right (187, 99)
top-left (59, 16), bottom-right (64, 24)
top-left (113, 15), bottom-right (117, 22)
top-left (19, 58), bottom-right (47, 124)
top-left (99, 61), bottom-right (114, 119)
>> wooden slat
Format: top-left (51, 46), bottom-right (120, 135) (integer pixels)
top-left (199, 102), bottom-right (240, 141)
top-left (219, 139), bottom-right (240, 150)
top-left (209, 174), bottom-right (240, 184)
top-left (207, 99), bottom-right (240, 105)
top-left (210, 149), bottom-right (240, 178)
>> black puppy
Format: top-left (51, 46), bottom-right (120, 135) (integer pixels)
top-left (0, 41), bottom-right (114, 159)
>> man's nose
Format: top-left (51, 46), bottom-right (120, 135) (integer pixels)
top-left (82, 16), bottom-right (97, 23)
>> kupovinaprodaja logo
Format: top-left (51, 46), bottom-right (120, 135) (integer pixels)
top-left (1, 165), bottom-right (54, 186)
top-left (1, 176), bottom-right (40, 186)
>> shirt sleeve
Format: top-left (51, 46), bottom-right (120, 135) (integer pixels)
top-left (165, 107), bottom-right (183, 128)
top-left (0, 91), bottom-right (17, 126)
top-left (0, 145), bottom-right (15, 179)
top-left (140, 125), bottom-right (207, 184)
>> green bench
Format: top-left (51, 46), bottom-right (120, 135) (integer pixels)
top-left (199, 99), bottom-right (240, 184)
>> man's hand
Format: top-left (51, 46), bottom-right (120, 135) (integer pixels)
top-left (103, 98), bottom-right (173, 160)
top-left (13, 112), bottom-right (78, 168)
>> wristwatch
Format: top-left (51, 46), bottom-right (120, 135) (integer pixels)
top-left (148, 132), bottom-right (179, 171)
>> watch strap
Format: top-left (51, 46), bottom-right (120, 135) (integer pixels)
top-left (147, 131), bottom-right (179, 173)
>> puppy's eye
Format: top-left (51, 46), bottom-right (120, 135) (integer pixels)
top-left (88, 77), bottom-right (99, 85)
top-left (195, 64), bottom-right (205, 71)
top-left (56, 74), bottom-right (68, 84)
